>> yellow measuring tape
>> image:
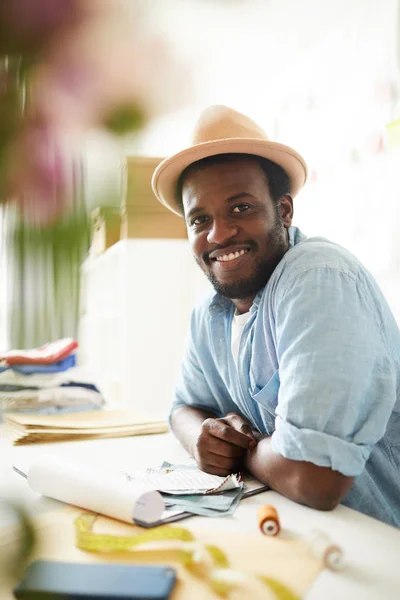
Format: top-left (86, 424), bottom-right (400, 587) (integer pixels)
top-left (75, 513), bottom-right (195, 553)
top-left (74, 513), bottom-right (299, 599)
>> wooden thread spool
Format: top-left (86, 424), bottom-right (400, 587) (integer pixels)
top-left (257, 504), bottom-right (280, 536)
top-left (305, 530), bottom-right (343, 570)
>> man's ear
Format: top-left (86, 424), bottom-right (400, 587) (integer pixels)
top-left (279, 194), bottom-right (293, 228)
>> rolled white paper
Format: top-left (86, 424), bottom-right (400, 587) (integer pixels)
top-left (27, 454), bottom-right (164, 525)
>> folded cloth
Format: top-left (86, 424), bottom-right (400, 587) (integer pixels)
top-left (10, 354), bottom-right (76, 374)
top-left (0, 338), bottom-right (78, 366)
top-left (163, 487), bottom-right (243, 517)
top-left (0, 369), bottom-right (97, 390)
top-left (0, 366), bottom-right (105, 415)
top-left (0, 384), bottom-right (104, 414)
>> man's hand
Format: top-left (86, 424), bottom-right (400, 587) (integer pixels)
top-left (193, 412), bottom-right (257, 476)
top-left (171, 406), bottom-right (353, 511)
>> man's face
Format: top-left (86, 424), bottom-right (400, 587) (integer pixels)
top-left (182, 158), bottom-right (293, 305)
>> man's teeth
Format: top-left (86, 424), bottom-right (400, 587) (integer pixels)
top-left (216, 249), bottom-right (247, 262)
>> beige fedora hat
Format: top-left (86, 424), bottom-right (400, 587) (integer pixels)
top-left (151, 105), bottom-right (308, 216)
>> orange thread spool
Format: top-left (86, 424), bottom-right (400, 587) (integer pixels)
top-left (257, 504), bottom-right (280, 536)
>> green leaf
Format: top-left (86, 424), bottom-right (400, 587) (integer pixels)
top-left (0, 501), bottom-right (36, 580)
top-left (259, 576), bottom-right (300, 600)
top-left (103, 103), bottom-right (146, 136)
top-left (206, 544), bottom-right (230, 568)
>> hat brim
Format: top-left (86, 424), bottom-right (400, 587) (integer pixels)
top-left (151, 138), bottom-right (308, 216)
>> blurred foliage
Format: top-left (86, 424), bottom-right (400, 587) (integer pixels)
top-left (0, 499), bottom-right (36, 588)
top-left (0, 1), bottom-right (160, 348)
top-left (0, 56), bottom-right (27, 202)
top-left (104, 103), bottom-right (146, 136)
top-left (9, 205), bottom-right (91, 348)
top-left (12, 209), bottom-right (91, 267)
top-left (0, 1), bottom-right (156, 223)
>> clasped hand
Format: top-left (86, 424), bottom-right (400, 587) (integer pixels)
top-left (193, 412), bottom-right (258, 476)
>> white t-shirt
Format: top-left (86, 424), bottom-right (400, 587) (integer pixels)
top-left (231, 310), bottom-right (251, 366)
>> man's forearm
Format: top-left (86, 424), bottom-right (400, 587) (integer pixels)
top-left (245, 436), bottom-right (354, 511)
top-left (170, 405), bottom-right (217, 457)
top-left (171, 407), bottom-right (353, 511)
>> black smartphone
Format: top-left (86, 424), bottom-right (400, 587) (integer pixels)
top-left (13, 560), bottom-right (177, 599)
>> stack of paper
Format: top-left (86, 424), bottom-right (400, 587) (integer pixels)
top-left (142, 463), bottom-right (242, 494)
top-left (5, 410), bottom-right (168, 445)
top-left (127, 462), bottom-right (246, 518)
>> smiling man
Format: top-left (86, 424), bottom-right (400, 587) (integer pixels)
top-left (152, 105), bottom-right (400, 527)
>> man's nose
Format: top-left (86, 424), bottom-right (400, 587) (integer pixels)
top-left (206, 217), bottom-right (238, 245)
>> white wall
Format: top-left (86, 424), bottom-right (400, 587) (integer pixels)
top-left (80, 0), bottom-right (400, 415)
top-left (80, 239), bottom-right (210, 415)
top-left (134, 0), bottom-right (400, 322)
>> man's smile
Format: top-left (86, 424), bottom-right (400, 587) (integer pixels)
top-left (206, 245), bottom-right (252, 272)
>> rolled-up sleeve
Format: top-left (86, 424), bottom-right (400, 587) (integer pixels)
top-left (271, 266), bottom-right (397, 476)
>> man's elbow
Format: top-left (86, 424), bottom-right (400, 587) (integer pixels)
top-left (302, 493), bottom-right (341, 512)
top-left (292, 470), bottom-right (354, 512)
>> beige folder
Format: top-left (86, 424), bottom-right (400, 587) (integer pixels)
top-left (5, 410), bottom-right (168, 445)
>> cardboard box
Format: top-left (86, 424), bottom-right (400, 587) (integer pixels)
top-left (124, 156), bottom-right (164, 211)
top-left (120, 208), bottom-right (187, 239)
top-left (91, 206), bottom-right (121, 254)
top-left (121, 156), bottom-right (187, 239)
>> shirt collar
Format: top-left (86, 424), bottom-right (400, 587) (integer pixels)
top-left (289, 225), bottom-right (307, 247)
top-left (209, 293), bottom-right (232, 315)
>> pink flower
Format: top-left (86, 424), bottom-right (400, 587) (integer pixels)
top-left (31, 8), bottom-right (187, 131)
top-left (6, 119), bottom-right (80, 225)
top-left (0, 0), bottom-right (192, 224)
top-left (0, 0), bottom-right (86, 55)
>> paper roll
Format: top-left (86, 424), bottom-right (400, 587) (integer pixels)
top-left (27, 454), bottom-right (164, 525)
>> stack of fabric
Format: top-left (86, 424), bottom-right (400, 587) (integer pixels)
top-left (144, 462), bottom-right (244, 518)
top-left (0, 339), bottom-right (104, 415)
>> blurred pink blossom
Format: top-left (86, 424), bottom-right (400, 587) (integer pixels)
top-left (0, 0), bottom-right (86, 55)
top-left (6, 120), bottom-right (79, 225)
top-left (32, 13), bottom-right (180, 130)
top-left (0, 1), bottom-right (192, 225)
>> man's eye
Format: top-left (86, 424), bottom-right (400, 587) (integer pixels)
top-left (232, 204), bottom-right (250, 213)
top-left (191, 215), bottom-right (209, 226)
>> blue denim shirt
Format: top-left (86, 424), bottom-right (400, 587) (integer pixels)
top-left (173, 227), bottom-right (400, 527)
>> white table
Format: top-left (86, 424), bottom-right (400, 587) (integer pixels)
top-left (1, 432), bottom-right (400, 600)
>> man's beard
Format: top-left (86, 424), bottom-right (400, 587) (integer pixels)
top-left (198, 218), bottom-right (288, 300)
